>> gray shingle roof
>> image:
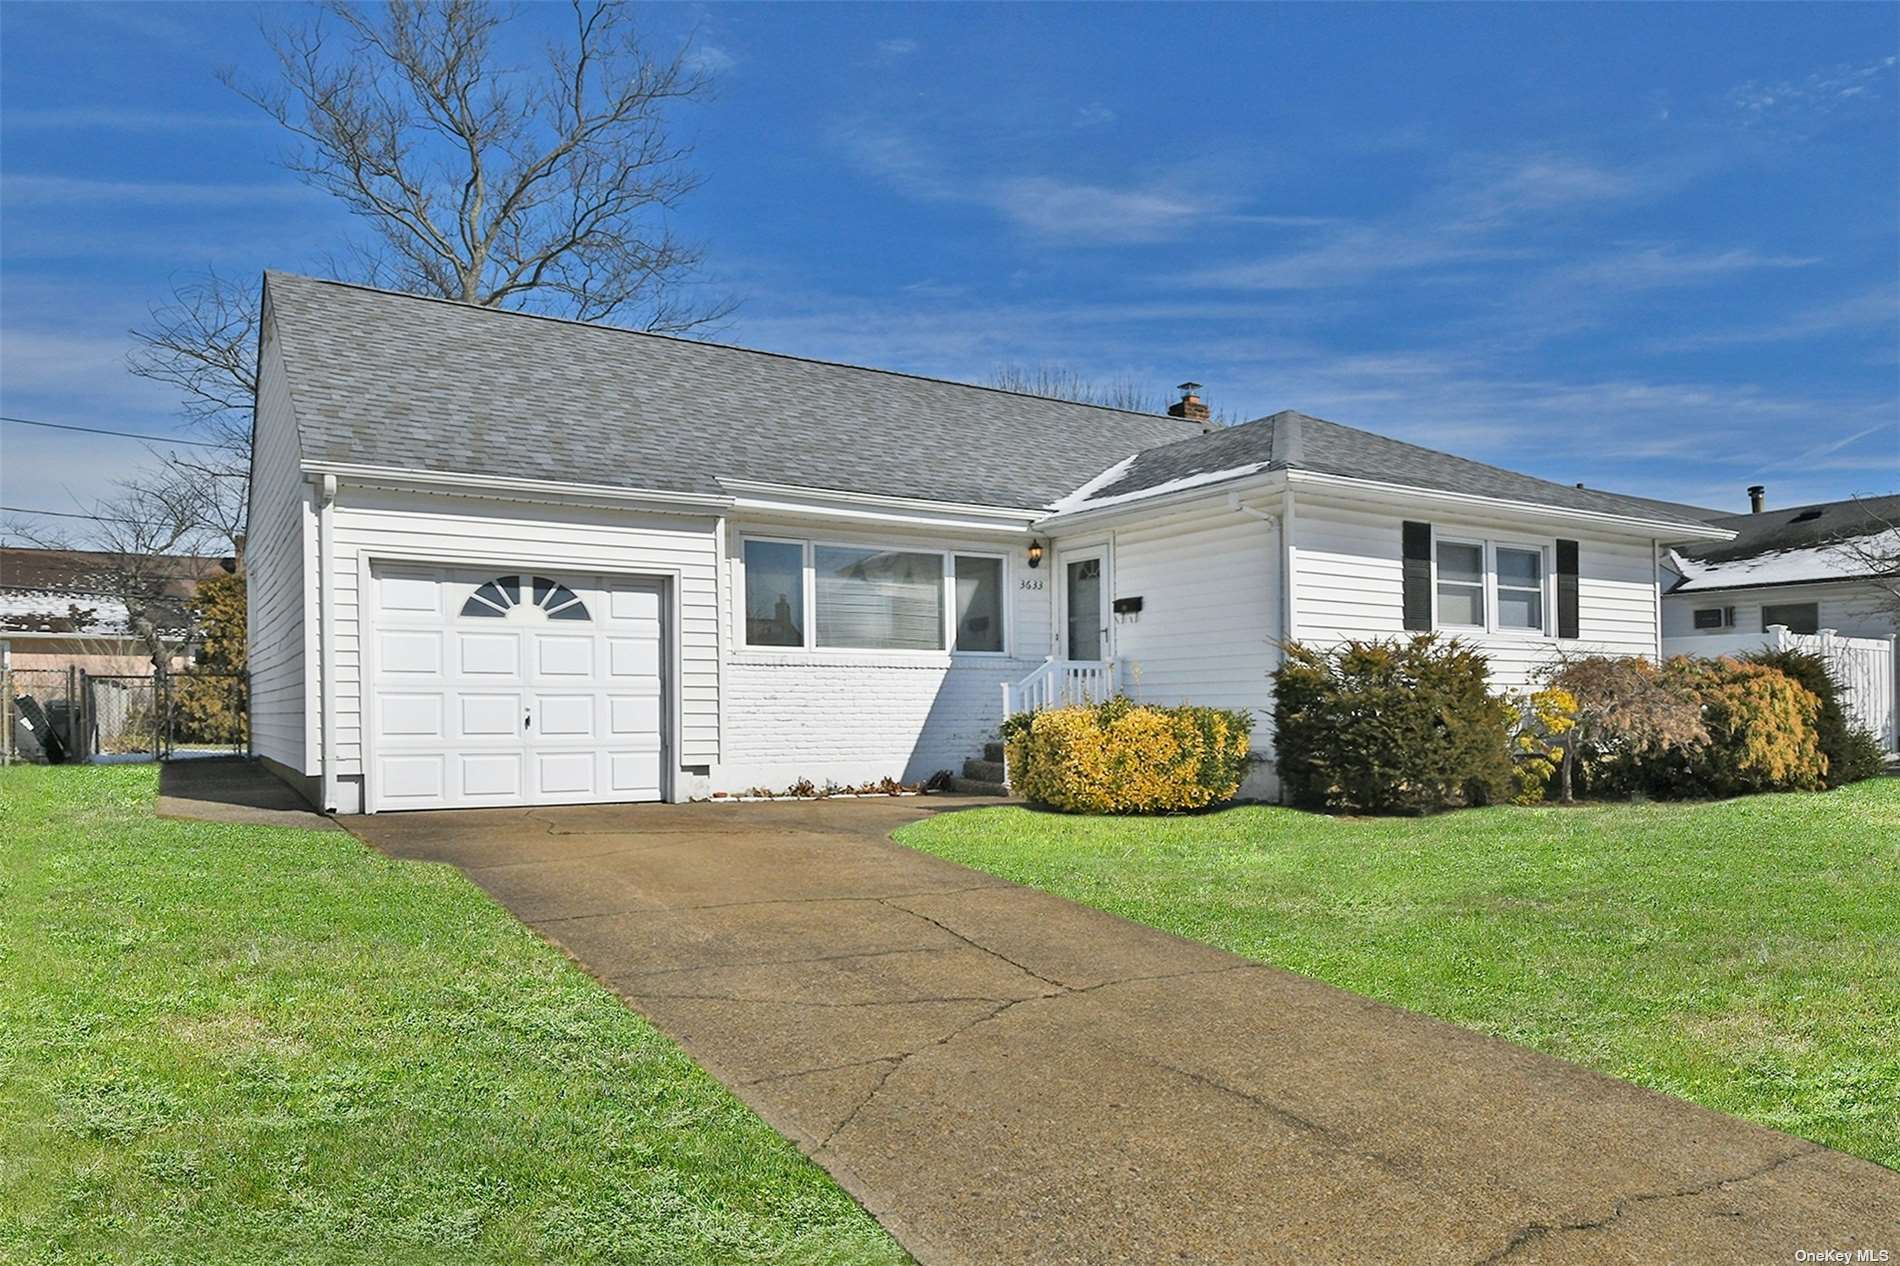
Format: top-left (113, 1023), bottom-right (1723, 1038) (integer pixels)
top-left (264, 273), bottom-right (1204, 509)
top-left (1674, 493), bottom-right (1900, 563)
top-left (1067, 411), bottom-right (1724, 530)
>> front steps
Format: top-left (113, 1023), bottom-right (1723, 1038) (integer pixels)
top-left (949, 740), bottom-right (1010, 796)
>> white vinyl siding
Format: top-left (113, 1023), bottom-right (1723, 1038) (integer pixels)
top-left (1108, 505), bottom-right (1280, 733)
top-left (322, 486), bottom-right (721, 788)
top-left (1662, 580), bottom-right (1896, 644)
top-left (1292, 496), bottom-right (1659, 692)
top-left (245, 325), bottom-right (313, 773)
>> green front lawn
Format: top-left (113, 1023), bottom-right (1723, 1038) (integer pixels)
top-left (898, 780), bottom-right (1900, 1168)
top-left (0, 765), bottom-right (906, 1266)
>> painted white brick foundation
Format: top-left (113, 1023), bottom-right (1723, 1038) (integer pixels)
top-left (719, 655), bottom-right (1039, 790)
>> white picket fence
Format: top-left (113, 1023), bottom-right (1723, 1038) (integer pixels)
top-left (1662, 625), bottom-right (1897, 752)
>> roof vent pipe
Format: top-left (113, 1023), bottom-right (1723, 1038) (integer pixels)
top-left (1748, 485), bottom-right (1766, 514)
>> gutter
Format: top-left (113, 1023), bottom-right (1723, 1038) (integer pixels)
top-left (1281, 469), bottom-right (1738, 541)
top-left (300, 462), bottom-right (735, 514)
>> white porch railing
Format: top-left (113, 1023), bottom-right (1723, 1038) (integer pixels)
top-left (1662, 624), bottom-right (1898, 752)
top-left (1002, 657), bottom-right (1119, 718)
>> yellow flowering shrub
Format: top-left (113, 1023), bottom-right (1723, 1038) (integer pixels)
top-left (1006, 698), bottom-right (1252, 814)
top-left (1509, 686), bottom-right (1577, 804)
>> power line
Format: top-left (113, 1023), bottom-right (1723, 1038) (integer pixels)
top-left (1, 504), bottom-right (150, 527)
top-left (1, 414), bottom-right (241, 451)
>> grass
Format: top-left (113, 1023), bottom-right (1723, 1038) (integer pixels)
top-left (897, 779), bottom-right (1900, 1169)
top-left (0, 765), bottom-right (907, 1266)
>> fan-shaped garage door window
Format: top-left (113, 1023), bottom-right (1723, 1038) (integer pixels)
top-left (461, 575), bottom-right (591, 621)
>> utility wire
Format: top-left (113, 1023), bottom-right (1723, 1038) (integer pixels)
top-left (1, 414), bottom-right (241, 451)
top-left (1, 504), bottom-right (152, 527)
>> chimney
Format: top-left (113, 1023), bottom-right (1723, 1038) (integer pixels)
top-left (1747, 485), bottom-right (1766, 514)
top-left (1168, 381), bottom-right (1213, 432)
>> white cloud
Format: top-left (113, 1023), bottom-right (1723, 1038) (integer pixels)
top-left (835, 123), bottom-right (1286, 244)
top-left (686, 42), bottom-right (737, 74)
top-left (1730, 55), bottom-right (1898, 124)
top-left (1, 175), bottom-right (310, 207)
top-left (1, 107), bottom-right (265, 132)
top-left (1549, 245), bottom-right (1818, 292)
top-left (875, 38), bottom-right (919, 59)
top-left (1650, 287), bottom-right (1899, 352)
top-left (1073, 103), bottom-right (1117, 129)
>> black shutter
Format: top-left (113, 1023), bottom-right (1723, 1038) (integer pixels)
top-left (1401, 521), bottom-right (1432, 631)
top-left (1555, 539), bottom-right (1580, 639)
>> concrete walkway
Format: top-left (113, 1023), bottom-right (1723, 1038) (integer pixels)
top-left (348, 799), bottom-right (1899, 1265)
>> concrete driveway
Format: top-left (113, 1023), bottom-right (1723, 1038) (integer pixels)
top-left (348, 799), bottom-right (1899, 1265)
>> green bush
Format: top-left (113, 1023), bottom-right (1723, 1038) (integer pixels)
top-left (1273, 636), bottom-right (1513, 814)
top-left (1743, 648), bottom-right (1886, 787)
top-left (1005, 696), bottom-right (1253, 814)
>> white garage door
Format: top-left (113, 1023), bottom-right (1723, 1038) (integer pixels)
top-left (369, 566), bottom-right (666, 810)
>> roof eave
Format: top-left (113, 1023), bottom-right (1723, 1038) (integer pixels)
top-left (1034, 468), bottom-right (1287, 532)
top-left (1283, 469), bottom-right (1739, 540)
top-left (299, 461), bottom-right (736, 515)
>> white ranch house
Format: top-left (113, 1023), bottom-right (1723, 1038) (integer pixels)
top-left (250, 273), bottom-right (1753, 813)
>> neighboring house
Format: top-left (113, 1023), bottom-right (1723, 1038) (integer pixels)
top-left (0, 547), bottom-right (228, 675)
top-left (247, 273), bottom-right (1732, 813)
top-left (1662, 490), bottom-right (1900, 749)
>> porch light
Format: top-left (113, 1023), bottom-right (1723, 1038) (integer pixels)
top-left (1027, 539), bottom-right (1044, 569)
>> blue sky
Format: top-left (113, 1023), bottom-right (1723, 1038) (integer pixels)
top-left (2, 1), bottom-right (1896, 534)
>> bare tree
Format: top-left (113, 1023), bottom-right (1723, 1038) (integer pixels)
top-left (126, 269), bottom-right (259, 547)
top-left (988, 364), bottom-right (1165, 414)
top-left (1826, 498), bottom-right (1900, 620)
top-left (225, 0), bottom-right (730, 329)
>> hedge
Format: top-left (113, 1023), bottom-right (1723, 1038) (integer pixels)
top-left (1004, 697), bottom-right (1253, 814)
top-left (1273, 635), bottom-right (1513, 814)
top-left (1742, 648), bottom-right (1887, 788)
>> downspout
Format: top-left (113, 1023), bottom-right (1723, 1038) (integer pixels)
top-left (316, 473), bottom-right (339, 814)
top-left (1652, 539), bottom-right (1664, 662)
top-left (1280, 487), bottom-right (1299, 645)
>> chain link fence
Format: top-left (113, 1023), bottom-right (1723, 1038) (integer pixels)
top-left (4, 666), bottom-right (247, 764)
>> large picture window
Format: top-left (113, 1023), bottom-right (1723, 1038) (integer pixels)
top-left (815, 546), bottom-right (945, 650)
top-left (954, 555), bottom-right (1004, 653)
top-left (743, 539), bottom-right (805, 647)
top-left (740, 537), bottom-right (1007, 654)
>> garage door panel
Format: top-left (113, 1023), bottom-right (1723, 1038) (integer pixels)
top-left (371, 569), bottom-right (665, 810)
top-left (380, 630), bottom-right (442, 675)
top-left (608, 636), bottom-right (660, 678)
top-left (536, 636), bottom-right (594, 678)
top-left (609, 751), bottom-right (661, 795)
top-left (379, 754), bottom-right (445, 802)
top-left (458, 631), bottom-right (522, 677)
top-left (609, 586), bottom-right (662, 621)
top-left (535, 751), bottom-right (598, 796)
top-left (379, 692), bottom-right (444, 738)
top-left (379, 572), bottom-right (440, 615)
top-left (609, 694), bottom-right (661, 737)
top-left (459, 753), bottom-right (524, 799)
top-left (457, 693), bottom-right (521, 739)
top-left (535, 693), bottom-right (596, 738)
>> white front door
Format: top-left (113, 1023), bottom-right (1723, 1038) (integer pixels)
top-left (369, 566), bottom-right (666, 811)
top-left (1063, 549), bottom-right (1107, 661)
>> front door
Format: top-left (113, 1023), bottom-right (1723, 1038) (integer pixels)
top-left (1064, 550), bottom-right (1107, 661)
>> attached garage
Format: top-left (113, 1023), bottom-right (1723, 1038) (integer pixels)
top-left (366, 565), bottom-right (669, 811)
